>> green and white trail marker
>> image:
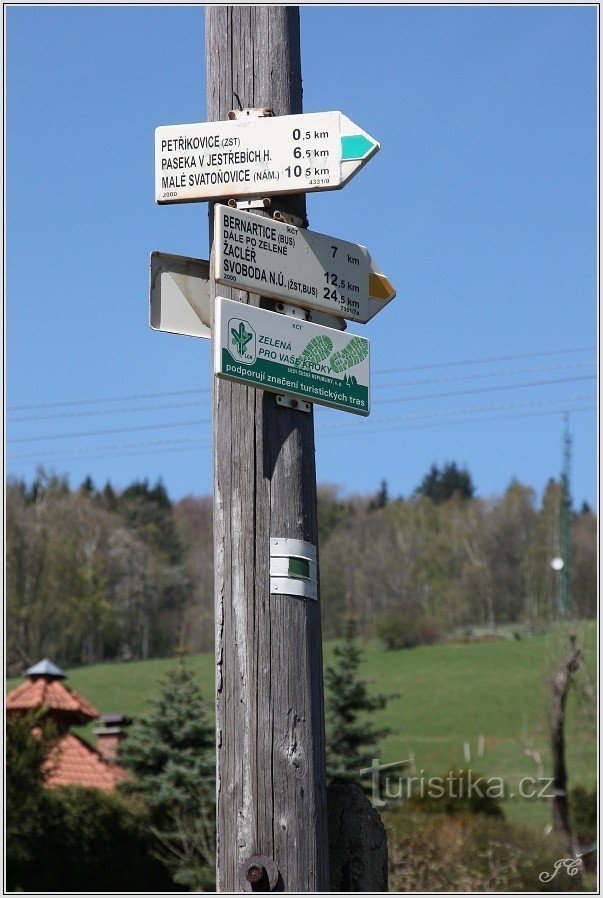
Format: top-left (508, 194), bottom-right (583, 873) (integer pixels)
top-left (214, 296), bottom-right (370, 416)
top-left (155, 111), bottom-right (379, 203)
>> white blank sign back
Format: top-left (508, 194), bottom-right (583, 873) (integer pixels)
top-left (149, 251), bottom-right (211, 339)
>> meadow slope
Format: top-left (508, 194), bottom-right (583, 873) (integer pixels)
top-left (8, 621), bottom-right (596, 830)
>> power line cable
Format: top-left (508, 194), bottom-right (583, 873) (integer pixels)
top-left (8, 399), bottom-right (209, 423)
top-left (7, 405), bottom-right (594, 465)
top-left (8, 436), bottom-right (209, 461)
top-left (373, 360), bottom-right (593, 389)
top-left (6, 376), bottom-right (595, 444)
top-left (7, 394), bottom-right (594, 459)
top-left (320, 394), bottom-right (596, 429)
top-left (7, 346), bottom-right (595, 411)
top-left (7, 442), bottom-right (213, 465)
top-left (7, 387), bottom-right (211, 412)
top-left (7, 361), bottom-right (594, 422)
top-left (372, 374), bottom-right (595, 407)
top-left (374, 345), bottom-right (595, 375)
top-left (8, 417), bottom-right (211, 445)
top-left (318, 406), bottom-right (596, 442)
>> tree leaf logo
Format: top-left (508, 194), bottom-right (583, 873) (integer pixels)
top-left (231, 321), bottom-right (254, 356)
top-left (227, 317), bottom-right (256, 365)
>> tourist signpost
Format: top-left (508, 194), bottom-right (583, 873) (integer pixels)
top-left (153, 12), bottom-right (396, 887)
top-left (214, 205), bottom-right (395, 323)
top-left (155, 110), bottom-right (379, 204)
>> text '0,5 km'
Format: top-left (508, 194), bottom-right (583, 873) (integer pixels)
top-left (155, 111), bottom-right (379, 203)
top-left (214, 205), bottom-right (396, 323)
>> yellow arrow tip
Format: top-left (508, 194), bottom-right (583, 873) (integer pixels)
top-left (369, 272), bottom-right (395, 301)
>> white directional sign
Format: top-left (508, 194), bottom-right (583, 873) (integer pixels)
top-left (155, 111), bottom-right (379, 204)
top-left (214, 296), bottom-right (370, 416)
top-left (149, 252), bottom-right (211, 339)
top-left (214, 205), bottom-right (395, 323)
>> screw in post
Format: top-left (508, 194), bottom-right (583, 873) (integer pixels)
top-left (239, 854), bottom-right (279, 892)
top-left (246, 864), bottom-right (264, 885)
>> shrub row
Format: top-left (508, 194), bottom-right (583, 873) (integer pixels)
top-left (7, 783), bottom-right (181, 892)
top-left (375, 613), bottom-right (441, 649)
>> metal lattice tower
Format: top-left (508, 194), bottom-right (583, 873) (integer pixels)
top-left (559, 413), bottom-right (572, 618)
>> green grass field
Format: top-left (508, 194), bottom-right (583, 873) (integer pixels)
top-left (8, 621), bottom-right (596, 831)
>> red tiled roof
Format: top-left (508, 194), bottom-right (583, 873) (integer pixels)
top-left (44, 732), bottom-right (129, 791)
top-left (6, 678), bottom-right (99, 722)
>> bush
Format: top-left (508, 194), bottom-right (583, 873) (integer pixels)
top-left (6, 713), bottom-right (59, 874)
top-left (407, 768), bottom-right (504, 818)
top-left (6, 716), bottom-right (179, 892)
top-left (375, 613), bottom-right (441, 649)
top-left (569, 784), bottom-right (597, 846)
top-left (385, 807), bottom-right (585, 892)
top-left (8, 785), bottom-right (180, 892)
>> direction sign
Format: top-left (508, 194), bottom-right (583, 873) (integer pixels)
top-left (156, 111), bottom-right (379, 204)
top-left (214, 296), bottom-right (370, 416)
top-left (214, 205), bottom-right (395, 323)
top-left (150, 252), bottom-right (211, 339)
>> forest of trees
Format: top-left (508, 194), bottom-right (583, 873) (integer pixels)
top-left (5, 466), bottom-right (596, 674)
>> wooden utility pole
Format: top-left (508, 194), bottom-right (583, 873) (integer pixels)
top-left (206, 7), bottom-right (330, 892)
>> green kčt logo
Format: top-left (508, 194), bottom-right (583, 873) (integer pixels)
top-left (229, 318), bottom-right (256, 363)
top-left (231, 321), bottom-right (253, 354)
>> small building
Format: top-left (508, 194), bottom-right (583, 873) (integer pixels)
top-left (6, 658), bottom-right (129, 791)
top-left (93, 712), bottom-right (132, 762)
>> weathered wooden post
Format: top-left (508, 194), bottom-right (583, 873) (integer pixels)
top-left (205, 6), bottom-right (330, 891)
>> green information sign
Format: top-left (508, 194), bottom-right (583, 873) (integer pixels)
top-left (214, 296), bottom-right (370, 416)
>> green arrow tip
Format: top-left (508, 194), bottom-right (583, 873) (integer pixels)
top-left (341, 134), bottom-right (378, 161)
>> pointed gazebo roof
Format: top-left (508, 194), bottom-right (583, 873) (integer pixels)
top-left (6, 658), bottom-right (129, 792)
top-left (7, 659), bottom-right (99, 726)
top-left (25, 658), bottom-right (67, 679)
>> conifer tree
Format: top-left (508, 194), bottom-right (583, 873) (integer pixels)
top-left (118, 659), bottom-right (215, 890)
top-left (79, 475), bottom-right (96, 494)
top-left (6, 713), bottom-right (58, 876)
top-left (324, 618), bottom-right (393, 783)
top-left (101, 480), bottom-right (117, 512)
top-left (415, 462), bottom-right (475, 503)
